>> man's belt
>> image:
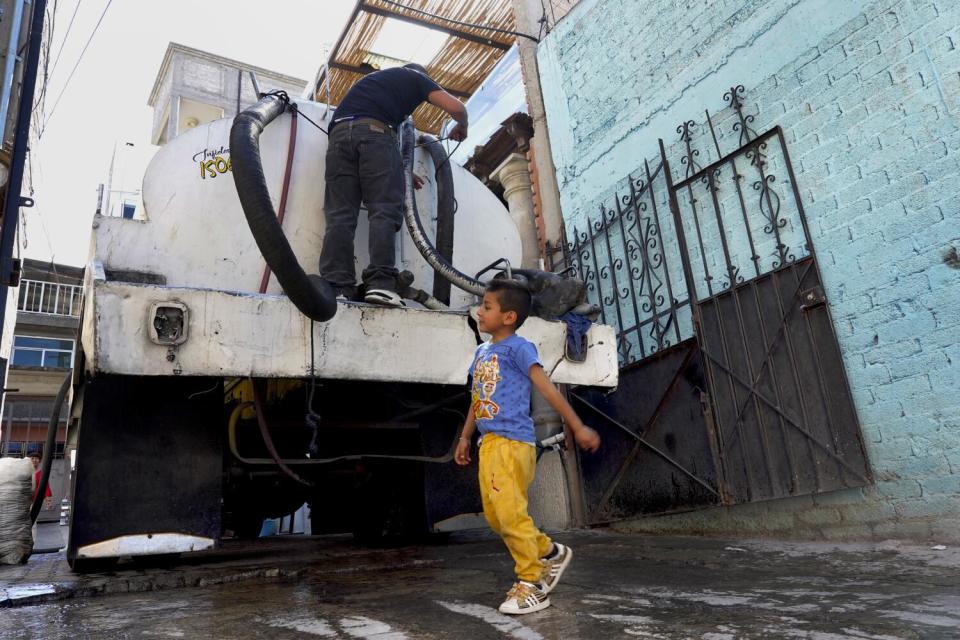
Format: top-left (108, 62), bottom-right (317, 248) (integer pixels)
top-left (331, 116), bottom-right (394, 132)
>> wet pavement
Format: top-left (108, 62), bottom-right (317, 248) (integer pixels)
top-left (0, 529), bottom-right (958, 639)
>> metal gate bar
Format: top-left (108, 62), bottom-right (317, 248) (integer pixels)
top-left (703, 109), bottom-right (800, 492)
top-left (678, 121), bottom-right (716, 298)
top-left (697, 338), bottom-right (869, 483)
top-left (643, 159), bottom-right (684, 345)
top-left (717, 262), bottom-right (812, 444)
top-left (574, 344), bottom-right (711, 515)
top-left (778, 127), bottom-right (855, 466)
top-left (706, 166), bottom-right (781, 496)
top-left (674, 120), bottom-right (786, 499)
top-left (660, 87), bottom-right (871, 501)
top-left (661, 135), bottom-right (760, 498)
top-left (564, 162), bottom-right (690, 366)
top-left (571, 391), bottom-right (721, 499)
top-left (762, 268), bottom-right (820, 491)
top-left (706, 109), bottom-right (762, 279)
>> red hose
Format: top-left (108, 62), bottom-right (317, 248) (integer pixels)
top-left (251, 107), bottom-right (312, 487)
top-left (258, 107), bottom-right (299, 294)
top-left (250, 378), bottom-right (313, 487)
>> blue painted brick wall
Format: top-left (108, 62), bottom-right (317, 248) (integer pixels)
top-left (539, 0), bottom-right (960, 541)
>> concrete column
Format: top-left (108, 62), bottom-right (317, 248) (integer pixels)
top-left (490, 153), bottom-right (540, 269)
top-left (511, 0), bottom-right (567, 256)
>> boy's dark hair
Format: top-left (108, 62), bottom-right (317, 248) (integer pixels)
top-left (486, 279), bottom-right (532, 329)
top-left (403, 63), bottom-right (430, 76)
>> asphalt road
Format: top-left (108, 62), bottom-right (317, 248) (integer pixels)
top-left (1, 529), bottom-right (957, 639)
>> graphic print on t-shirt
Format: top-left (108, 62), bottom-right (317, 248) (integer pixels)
top-left (472, 354), bottom-right (502, 421)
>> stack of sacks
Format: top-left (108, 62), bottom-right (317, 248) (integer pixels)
top-left (0, 457), bottom-right (34, 564)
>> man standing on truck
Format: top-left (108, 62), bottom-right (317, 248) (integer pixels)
top-left (319, 63), bottom-right (468, 307)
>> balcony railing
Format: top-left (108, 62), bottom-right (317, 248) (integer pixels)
top-left (17, 279), bottom-right (83, 317)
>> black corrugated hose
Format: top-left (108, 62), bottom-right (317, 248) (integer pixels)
top-left (400, 120), bottom-right (486, 296)
top-left (30, 372), bottom-right (70, 523)
top-left (417, 134), bottom-right (457, 305)
top-left (230, 92), bottom-right (337, 322)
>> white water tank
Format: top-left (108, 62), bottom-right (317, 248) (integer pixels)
top-left (96, 100), bottom-right (522, 310)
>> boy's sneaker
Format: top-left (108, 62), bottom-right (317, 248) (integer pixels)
top-left (539, 543), bottom-right (573, 594)
top-left (498, 581), bottom-right (550, 615)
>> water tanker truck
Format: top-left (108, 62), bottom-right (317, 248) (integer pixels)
top-left (64, 94), bottom-right (618, 570)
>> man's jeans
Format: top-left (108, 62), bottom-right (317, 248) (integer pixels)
top-left (319, 120), bottom-right (404, 293)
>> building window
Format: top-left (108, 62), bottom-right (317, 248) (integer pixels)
top-left (122, 202), bottom-right (136, 219)
top-left (2, 441), bottom-right (24, 456)
top-left (11, 336), bottom-right (75, 369)
top-left (0, 442), bottom-right (65, 458)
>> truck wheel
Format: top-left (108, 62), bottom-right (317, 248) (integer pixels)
top-left (350, 467), bottom-right (426, 546)
top-left (231, 514), bottom-right (265, 540)
top-left (352, 499), bottom-right (407, 546)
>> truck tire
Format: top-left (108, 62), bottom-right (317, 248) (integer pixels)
top-left (350, 465), bottom-right (427, 546)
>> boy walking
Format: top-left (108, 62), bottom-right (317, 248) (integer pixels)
top-left (455, 279), bottom-right (601, 615)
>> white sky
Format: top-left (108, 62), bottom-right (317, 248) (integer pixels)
top-left (23, 0), bottom-right (359, 267)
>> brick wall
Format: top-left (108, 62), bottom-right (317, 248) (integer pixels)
top-left (151, 71), bottom-right (172, 144)
top-left (538, 0), bottom-right (960, 541)
top-left (173, 51), bottom-right (305, 117)
top-left (540, 0), bottom-right (584, 31)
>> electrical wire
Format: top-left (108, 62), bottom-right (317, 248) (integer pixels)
top-left (187, 380), bottom-right (220, 400)
top-left (27, 197), bottom-right (60, 268)
top-left (262, 89), bottom-right (330, 136)
top-left (17, 208), bottom-right (27, 253)
top-left (47, 0), bottom-right (83, 79)
top-left (40, 0), bottom-right (112, 137)
top-left (305, 319), bottom-right (322, 456)
top-left (376, 0), bottom-right (539, 43)
top-left (538, 0), bottom-right (550, 39)
top-left (23, 149), bottom-right (60, 268)
top-left (263, 88), bottom-right (464, 219)
top-left (278, 90), bottom-right (462, 182)
top-left (433, 138), bottom-right (460, 179)
top-left (293, 105), bottom-right (328, 136)
top-left (31, 0), bottom-right (57, 119)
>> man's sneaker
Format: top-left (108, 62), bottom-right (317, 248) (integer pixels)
top-left (498, 581), bottom-right (550, 615)
top-left (334, 286), bottom-right (358, 302)
top-left (539, 543), bottom-right (573, 594)
top-left (363, 288), bottom-right (405, 307)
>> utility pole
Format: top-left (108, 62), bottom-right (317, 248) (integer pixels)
top-left (0, 0), bottom-right (49, 334)
top-left (104, 141), bottom-right (118, 218)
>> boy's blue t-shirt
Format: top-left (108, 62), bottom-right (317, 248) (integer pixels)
top-left (468, 334), bottom-right (543, 444)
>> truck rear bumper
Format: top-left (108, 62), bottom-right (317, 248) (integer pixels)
top-left (75, 533), bottom-right (216, 559)
top-left (82, 265), bottom-right (619, 388)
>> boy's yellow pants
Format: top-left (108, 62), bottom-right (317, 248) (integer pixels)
top-left (478, 433), bottom-right (553, 583)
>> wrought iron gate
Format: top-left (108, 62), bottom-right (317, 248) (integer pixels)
top-left (564, 86), bottom-right (872, 524)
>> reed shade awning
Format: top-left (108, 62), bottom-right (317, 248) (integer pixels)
top-left (315, 0), bottom-right (518, 134)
